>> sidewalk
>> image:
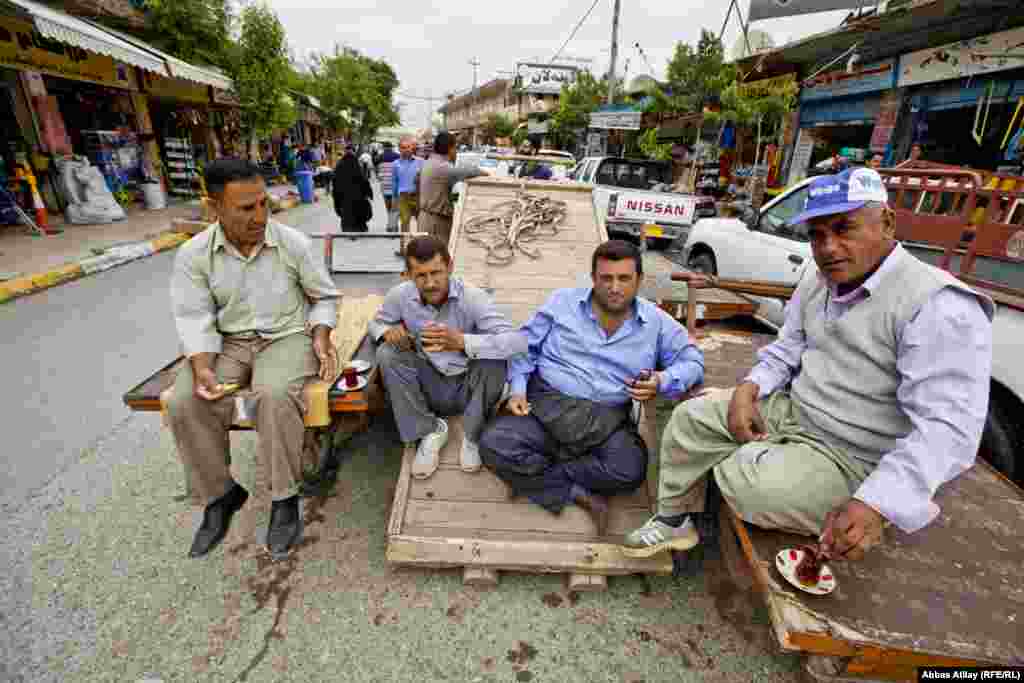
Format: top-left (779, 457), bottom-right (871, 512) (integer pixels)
top-left (0, 185), bottom-right (314, 304)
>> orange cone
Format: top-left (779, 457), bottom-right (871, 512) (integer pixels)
top-left (29, 180), bottom-right (49, 233)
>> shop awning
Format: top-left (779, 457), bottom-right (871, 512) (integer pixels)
top-left (81, 20), bottom-right (234, 90)
top-left (4, 0), bottom-right (167, 74)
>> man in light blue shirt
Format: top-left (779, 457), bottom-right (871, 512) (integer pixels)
top-left (479, 241), bottom-right (704, 533)
top-left (393, 137), bottom-right (423, 232)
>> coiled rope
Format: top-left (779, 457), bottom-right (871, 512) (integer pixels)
top-left (462, 191), bottom-right (568, 266)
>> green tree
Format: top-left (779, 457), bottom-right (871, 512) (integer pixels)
top-left (548, 71), bottom-right (605, 149)
top-left (648, 29), bottom-right (735, 116)
top-left (480, 113), bottom-right (515, 143)
top-left (310, 46), bottom-right (400, 142)
top-left (139, 0), bottom-right (232, 67)
top-left (228, 4), bottom-right (296, 157)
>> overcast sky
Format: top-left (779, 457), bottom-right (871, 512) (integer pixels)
top-left (269, 0), bottom-right (855, 129)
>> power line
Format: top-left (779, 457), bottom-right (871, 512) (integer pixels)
top-left (548, 0), bottom-right (602, 67)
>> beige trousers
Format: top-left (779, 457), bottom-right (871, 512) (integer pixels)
top-left (165, 332), bottom-right (319, 504)
top-left (658, 388), bottom-right (874, 535)
top-left (418, 211), bottom-right (453, 247)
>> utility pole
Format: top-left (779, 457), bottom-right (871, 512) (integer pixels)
top-left (469, 57), bottom-right (481, 146)
top-left (606, 0), bottom-right (621, 105)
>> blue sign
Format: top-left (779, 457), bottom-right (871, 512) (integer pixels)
top-left (799, 59), bottom-right (897, 103)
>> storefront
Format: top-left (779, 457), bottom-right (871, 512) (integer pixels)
top-left (0, 3), bottom-right (166, 209)
top-left (898, 26), bottom-right (1024, 172)
top-left (789, 58), bottom-right (897, 183)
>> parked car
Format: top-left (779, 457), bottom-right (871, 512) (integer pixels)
top-left (680, 174), bottom-right (1024, 483)
top-left (574, 156), bottom-right (716, 248)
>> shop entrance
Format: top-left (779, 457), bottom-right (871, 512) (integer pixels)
top-left (915, 102), bottom-right (1019, 171)
top-left (806, 124), bottom-right (875, 168)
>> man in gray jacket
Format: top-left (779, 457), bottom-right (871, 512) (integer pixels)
top-left (370, 235), bottom-right (526, 479)
top-left (623, 168), bottom-right (994, 562)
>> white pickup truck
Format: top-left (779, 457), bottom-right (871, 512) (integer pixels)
top-left (681, 171), bottom-right (1024, 484)
top-left (573, 156), bottom-right (716, 248)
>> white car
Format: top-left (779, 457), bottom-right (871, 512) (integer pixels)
top-left (681, 177), bottom-right (816, 327)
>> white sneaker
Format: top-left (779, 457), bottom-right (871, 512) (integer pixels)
top-left (460, 436), bottom-right (482, 473)
top-left (412, 419), bottom-right (448, 479)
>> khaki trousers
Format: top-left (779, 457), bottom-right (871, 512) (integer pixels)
top-left (166, 332), bottom-right (319, 504)
top-left (658, 388), bottom-right (874, 535)
top-left (398, 193), bottom-right (418, 232)
top-left (418, 211), bottom-right (453, 246)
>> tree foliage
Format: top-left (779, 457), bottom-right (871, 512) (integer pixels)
top-left (638, 128), bottom-right (672, 161)
top-left (140, 0), bottom-right (233, 67)
top-left (310, 46), bottom-right (400, 141)
top-left (548, 71), bottom-right (605, 148)
top-left (480, 113), bottom-right (516, 143)
top-left (648, 29), bottom-right (735, 116)
top-left (228, 4), bottom-right (296, 144)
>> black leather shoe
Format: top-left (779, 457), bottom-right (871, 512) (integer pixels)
top-left (267, 495), bottom-right (302, 557)
top-left (189, 484), bottom-right (249, 558)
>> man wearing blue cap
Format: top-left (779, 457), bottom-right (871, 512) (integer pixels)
top-left (622, 168), bottom-right (994, 562)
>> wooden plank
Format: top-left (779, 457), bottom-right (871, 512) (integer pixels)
top-left (728, 464), bottom-right (1024, 667)
top-left (463, 567), bottom-right (500, 587)
top-left (567, 573), bottom-right (608, 592)
top-left (409, 468), bottom-right (652, 508)
top-left (387, 444), bottom-right (416, 536)
top-left (386, 534), bottom-right (674, 574)
top-left (403, 499), bottom-right (651, 537)
top-left (403, 525), bottom-right (634, 545)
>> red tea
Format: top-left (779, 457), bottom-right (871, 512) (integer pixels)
top-left (342, 367), bottom-right (358, 388)
top-left (795, 545), bottom-right (824, 585)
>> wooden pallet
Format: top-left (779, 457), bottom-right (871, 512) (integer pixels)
top-left (725, 463), bottom-right (1024, 681)
top-left (386, 416), bottom-right (674, 587)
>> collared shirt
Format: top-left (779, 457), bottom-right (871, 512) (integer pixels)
top-left (509, 288), bottom-right (704, 404)
top-left (745, 244), bottom-right (993, 533)
top-left (171, 220), bottom-right (341, 357)
top-left (368, 278), bottom-right (527, 377)
top-left (393, 156), bottom-right (423, 196)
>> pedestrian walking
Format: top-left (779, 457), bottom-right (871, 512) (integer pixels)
top-left (359, 148), bottom-right (374, 181)
top-left (394, 136), bottom-right (423, 235)
top-left (332, 148), bottom-right (373, 232)
top-left (376, 141), bottom-right (400, 232)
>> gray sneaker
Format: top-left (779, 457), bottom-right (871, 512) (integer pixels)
top-left (412, 418), bottom-right (448, 480)
top-left (621, 515), bottom-right (699, 558)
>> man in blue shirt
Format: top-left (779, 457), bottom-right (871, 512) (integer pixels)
top-left (479, 241), bottom-right (705, 533)
top-left (393, 137), bottom-right (423, 233)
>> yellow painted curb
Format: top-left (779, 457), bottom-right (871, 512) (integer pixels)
top-left (0, 232), bottom-right (193, 304)
top-left (151, 232), bottom-right (190, 251)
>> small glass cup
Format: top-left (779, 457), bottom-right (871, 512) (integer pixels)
top-left (342, 366), bottom-right (358, 388)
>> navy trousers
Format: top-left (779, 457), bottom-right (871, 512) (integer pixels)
top-left (479, 413), bottom-right (648, 513)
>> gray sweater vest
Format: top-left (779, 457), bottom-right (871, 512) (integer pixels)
top-left (790, 251), bottom-right (994, 465)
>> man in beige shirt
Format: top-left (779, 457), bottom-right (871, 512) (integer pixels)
top-left (167, 158), bottom-right (341, 559)
top-left (417, 132), bottom-right (486, 245)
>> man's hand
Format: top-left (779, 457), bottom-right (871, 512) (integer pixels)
top-left (727, 381), bottom-right (768, 443)
top-left (193, 365), bottom-right (229, 402)
top-left (505, 395), bottom-right (531, 417)
top-left (819, 499), bottom-right (885, 561)
top-left (420, 322), bottom-right (465, 353)
top-left (382, 324), bottom-right (413, 351)
top-left (312, 324), bottom-right (338, 382)
top-left (626, 371), bottom-right (661, 402)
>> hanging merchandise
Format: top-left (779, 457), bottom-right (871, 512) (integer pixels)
top-left (972, 81), bottom-right (994, 146)
top-left (1001, 97), bottom-right (1024, 150)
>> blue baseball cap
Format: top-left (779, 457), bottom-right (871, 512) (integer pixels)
top-left (789, 168), bottom-right (889, 225)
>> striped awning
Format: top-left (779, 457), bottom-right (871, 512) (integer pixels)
top-left (5, 0), bottom-right (167, 74)
top-left (80, 19), bottom-right (233, 90)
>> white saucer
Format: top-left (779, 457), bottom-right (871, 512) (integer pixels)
top-left (775, 547), bottom-right (836, 596)
top-left (346, 359), bottom-right (371, 374)
top-left (335, 375), bottom-right (368, 392)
